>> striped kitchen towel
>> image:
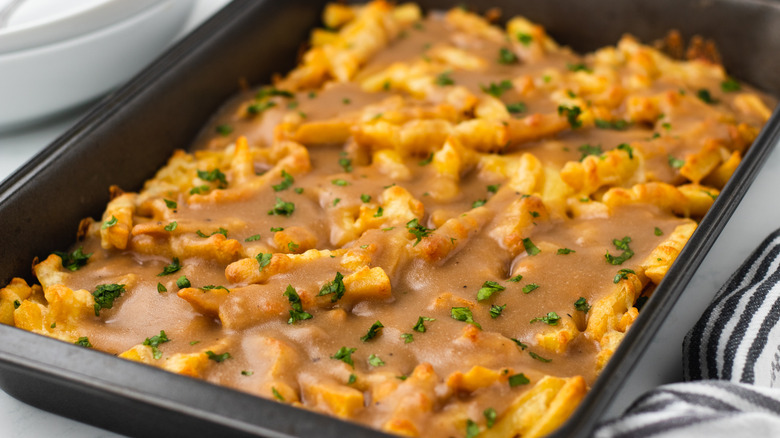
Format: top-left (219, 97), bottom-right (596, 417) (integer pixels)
top-left (596, 229), bottom-right (780, 437)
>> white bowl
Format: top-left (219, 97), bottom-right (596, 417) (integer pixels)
top-left (0, 0), bottom-right (193, 130)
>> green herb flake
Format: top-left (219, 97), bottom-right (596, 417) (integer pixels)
top-left (508, 373), bottom-right (530, 387)
top-left (557, 105), bottom-right (582, 129)
top-left (331, 346), bottom-right (357, 367)
top-left (176, 276), bottom-right (191, 289)
top-left (13, 300), bottom-right (20, 309)
top-left (143, 330), bottom-right (170, 360)
top-left (511, 338), bottom-right (528, 350)
top-left (332, 178), bottom-right (350, 187)
top-left (373, 206), bottom-right (384, 218)
top-left (522, 283), bottom-right (539, 294)
top-left (248, 101), bottom-right (277, 115)
top-left (696, 88), bottom-right (718, 104)
top-left (484, 408), bottom-right (497, 428)
top-left (360, 194), bottom-right (371, 203)
top-left (75, 337), bottom-right (92, 348)
top-left (318, 272), bottom-right (346, 303)
top-left (481, 80), bottom-right (513, 98)
top-left (613, 268), bottom-right (636, 284)
top-left (157, 257), bottom-right (182, 276)
top-left (92, 284), bottom-right (126, 316)
top-left (339, 157), bottom-right (353, 173)
top-left (567, 62), bottom-right (591, 73)
top-left (157, 283), bottom-right (167, 293)
top-left (574, 297), bottom-right (591, 313)
top-left (654, 227), bottom-right (663, 236)
top-left (164, 199), bottom-right (178, 210)
top-left (189, 340), bottom-right (200, 346)
top-left (206, 350), bottom-right (231, 363)
top-left (517, 32), bottom-right (533, 46)
top-left (668, 155), bottom-right (685, 169)
top-left (721, 77), bottom-right (741, 92)
top-left (53, 247), bottom-right (93, 271)
top-left (487, 184), bottom-right (500, 193)
top-left (435, 70), bottom-right (455, 86)
top-left (530, 311), bottom-right (561, 325)
top-left (451, 307), bottom-right (481, 329)
top-left (215, 124), bottom-right (233, 136)
top-left (522, 237), bottom-right (541, 256)
top-left (578, 144), bottom-right (603, 161)
top-left (529, 351), bottom-right (552, 362)
top-left (413, 316), bottom-right (435, 332)
top-left (268, 197), bottom-right (295, 216)
top-left (272, 170), bottom-right (294, 192)
top-left (595, 119), bottom-right (630, 130)
top-left (557, 248), bottom-right (575, 255)
top-left (332, 198), bottom-right (341, 207)
top-left (406, 218), bottom-right (434, 246)
top-left (164, 221), bottom-right (178, 232)
top-left (490, 304), bottom-right (507, 319)
top-left (242, 370), bottom-right (254, 376)
top-left (605, 236), bottom-right (634, 265)
top-left (472, 199), bottom-right (487, 208)
top-left (477, 280), bottom-right (506, 301)
top-left (509, 275), bottom-right (523, 283)
top-left (202, 285), bottom-right (229, 292)
top-left (270, 386), bottom-right (284, 401)
top-left (255, 87), bottom-right (294, 99)
top-left (102, 215), bottom-right (118, 229)
top-left (498, 47), bottom-right (518, 64)
top-left (189, 185), bottom-right (210, 195)
top-left (348, 374), bottom-right (357, 384)
top-left (418, 153), bottom-right (434, 166)
top-left (506, 102), bottom-right (527, 114)
top-left (197, 168), bottom-right (228, 188)
top-left (617, 143), bottom-right (634, 159)
top-left (465, 419), bottom-right (480, 438)
top-left (284, 284), bottom-right (313, 324)
top-left (401, 333), bottom-right (414, 343)
top-left (270, 227), bottom-right (284, 232)
top-left (360, 321), bottom-right (384, 342)
top-left (368, 354), bottom-right (385, 367)
top-left (245, 234), bottom-right (262, 242)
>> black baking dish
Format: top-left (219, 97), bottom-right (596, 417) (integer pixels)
top-left (1, 0), bottom-right (779, 437)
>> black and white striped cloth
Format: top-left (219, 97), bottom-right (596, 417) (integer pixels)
top-left (597, 230), bottom-right (780, 437)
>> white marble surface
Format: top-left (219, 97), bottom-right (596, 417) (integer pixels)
top-left (1, 2), bottom-right (779, 436)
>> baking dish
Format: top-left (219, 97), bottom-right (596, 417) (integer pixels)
top-left (1, 0), bottom-right (779, 437)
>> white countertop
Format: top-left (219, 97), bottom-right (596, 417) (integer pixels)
top-left (1, 2), bottom-right (779, 436)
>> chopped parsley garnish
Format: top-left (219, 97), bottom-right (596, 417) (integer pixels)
top-left (435, 70), bottom-right (454, 86)
top-left (190, 340), bottom-right (200, 345)
top-left (332, 198), bottom-right (341, 207)
top-left (498, 47), bottom-right (518, 64)
top-left (522, 283), bottom-right (539, 294)
top-left (215, 124), bottom-right (233, 136)
top-left (472, 199), bottom-right (486, 208)
top-left (668, 155), bottom-right (685, 169)
top-left (206, 351), bottom-right (231, 363)
top-left (157, 283), bottom-right (167, 293)
top-left (196, 228), bottom-right (228, 238)
top-left (318, 272), bottom-right (346, 303)
top-left (75, 337), bottom-right (92, 348)
top-left (164, 199), bottom-right (177, 210)
top-left (662, 122), bottom-right (672, 131)
top-left (522, 237), bottom-right (541, 255)
top-left (270, 227), bottom-right (284, 232)
top-left (360, 321), bottom-right (384, 342)
top-left (242, 370), bottom-right (254, 376)
top-left (406, 218), bottom-right (434, 246)
top-left (332, 178), bottom-right (350, 186)
top-left (53, 247), bottom-right (92, 271)
top-left (566, 63), bottom-right (591, 73)
top-left (342, 98), bottom-right (351, 105)
top-left (509, 274), bottom-right (523, 283)
top-left (605, 236), bottom-right (634, 265)
top-left (696, 88), bottom-right (718, 104)
top-left (451, 307), bottom-right (481, 329)
top-left (508, 373), bottom-right (530, 387)
top-left (487, 184), bottom-right (500, 193)
top-left (283, 285), bottom-right (312, 324)
top-left (617, 143), bottom-right (634, 159)
top-left (511, 338), bottom-right (528, 350)
top-left (157, 257), bottom-right (182, 276)
top-left (574, 297), bottom-right (591, 313)
top-left (268, 197), bottom-right (295, 216)
top-left (721, 77), bottom-right (741, 92)
top-left (529, 351), bottom-right (552, 362)
top-left (465, 419), bottom-right (480, 438)
top-left (13, 300), bottom-right (20, 309)
top-left (202, 285), bottom-right (229, 292)
top-left (348, 374), bottom-right (357, 384)
top-left (245, 234), bottom-right (262, 242)
top-left (484, 408), bottom-right (497, 428)
top-left (255, 253), bottom-right (272, 272)
top-left (506, 102), bottom-right (527, 114)
top-left (197, 168), bottom-right (228, 188)
top-left (413, 316), bottom-right (435, 332)
top-left (256, 87), bottom-right (294, 99)
top-left (143, 330), bottom-right (170, 360)
top-left (418, 153), bottom-right (434, 166)
top-left (578, 144), bottom-right (603, 161)
top-left (339, 157), bottom-right (353, 173)
top-left (92, 284), bottom-right (126, 316)
top-left (558, 105), bottom-right (582, 129)
top-left (368, 354), bottom-right (385, 367)
top-left (517, 32), bottom-right (533, 46)
top-left (374, 207), bottom-right (384, 218)
top-left (331, 346), bottom-right (356, 367)
top-left (272, 170), bottom-right (294, 192)
top-left (481, 80), bottom-right (513, 97)
top-left (595, 119), bottom-right (630, 130)
top-left (271, 387), bottom-right (284, 400)
top-left (176, 276), bottom-right (191, 288)
top-left (530, 311), bottom-right (560, 325)
top-left (164, 221), bottom-right (178, 232)
top-left (614, 268), bottom-right (635, 283)
top-left (102, 215), bottom-right (118, 229)
top-left (288, 241), bottom-right (300, 252)
top-left (490, 304), bottom-right (506, 319)
top-left (189, 185), bottom-right (210, 195)
top-left (360, 194), bottom-right (371, 203)
top-left (477, 280), bottom-right (505, 301)
top-left (654, 227), bottom-right (663, 236)
top-left (401, 333), bottom-right (414, 343)
top-left (557, 248), bottom-right (575, 255)
top-left (247, 101), bottom-right (277, 115)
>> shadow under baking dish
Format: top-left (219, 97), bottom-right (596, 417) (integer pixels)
top-left (0, 0), bottom-right (779, 437)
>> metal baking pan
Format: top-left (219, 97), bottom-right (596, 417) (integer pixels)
top-left (1, 0), bottom-right (779, 437)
